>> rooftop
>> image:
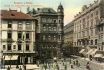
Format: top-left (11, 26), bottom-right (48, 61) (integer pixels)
top-left (0, 10), bottom-right (35, 20)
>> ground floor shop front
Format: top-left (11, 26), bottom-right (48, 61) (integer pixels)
top-left (3, 53), bottom-right (35, 65)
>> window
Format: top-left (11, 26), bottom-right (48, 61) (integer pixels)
top-left (53, 45), bottom-right (56, 48)
top-left (48, 26), bottom-right (51, 31)
top-left (3, 45), bottom-right (6, 50)
top-left (53, 26), bottom-right (57, 31)
top-left (91, 40), bottom-right (93, 45)
top-left (48, 35), bottom-right (51, 40)
top-left (26, 44), bottom-right (29, 50)
top-left (43, 26), bottom-right (46, 31)
top-left (54, 36), bottom-right (56, 40)
top-left (18, 33), bottom-right (22, 39)
top-left (18, 22), bottom-right (22, 28)
top-left (59, 20), bottom-right (61, 23)
top-left (54, 20), bottom-right (56, 23)
top-left (8, 33), bottom-right (12, 39)
top-left (13, 45), bottom-right (16, 49)
top-left (95, 39), bottom-right (97, 45)
top-left (96, 11), bottom-right (98, 15)
top-left (48, 45), bottom-right (51, 48)
top-left (43, 36), bottom-right (46, 40)
top-left (91, 13), bottom-right (93, 17)
top-left (59, 35), bottom-right (61, 40)
top-left (59, 27), bottom-right (62, 31)
top-left (7, 44), bottom-right (11, 50)
top-left (11, 14), bottom-right (15, 16)
top-left (26, 22), bottom-right (30, 28)
top-left (26, 33), bottom-right (29, 39)
top-left (101, 26), bottom-right (103, 31)
top-left (18, 44), bottom-right (21, 50)
top-left (8, 22), bottom-right (12, 28)
top-left (91, 30), bottom-right (93, 36)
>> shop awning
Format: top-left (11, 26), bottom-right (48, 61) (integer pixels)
top-left (101, 56), bottom-right (104, 58)
top-left (4, 55), bottom-right (18, 60)
top-left (11, 55), bottom-right (18, 60)
top-left (79, 49), bottom-right (85, 53)
top-left (86, 49), bottom-right (93, 54)
top-left (90, 49), bottom-right (97, 55)
top-left (94, 54), bottom-right (103, 57)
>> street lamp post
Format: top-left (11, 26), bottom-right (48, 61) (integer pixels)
top-left (22, 34), bottom-right (25, 70)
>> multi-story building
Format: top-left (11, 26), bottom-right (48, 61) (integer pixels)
top-left (1, 9), bottom-right (36, 64)
top-left (95, 18), bottom-right (104, 62)
top-left (73, 0), bottom-right (104, 59)
top-left (27, 3), bottom-right (64, 59)
top-left (64, 21), bottom-right (76, 56)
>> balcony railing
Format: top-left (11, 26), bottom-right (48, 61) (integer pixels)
top-left (2, 39), bottom-right (14, 42)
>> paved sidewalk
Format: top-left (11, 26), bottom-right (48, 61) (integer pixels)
top-left (80, 57), bottom-right (104, 66)
top-left (2, 64), bottom-right (39, 70)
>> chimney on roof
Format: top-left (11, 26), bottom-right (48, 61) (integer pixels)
top-left (7, 8), bottom-right (10, 11)
top-left (17, 8), bottom-right (21, 12)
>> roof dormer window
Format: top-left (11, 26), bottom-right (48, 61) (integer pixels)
top-left (11, 14), bottom-right (15, 16)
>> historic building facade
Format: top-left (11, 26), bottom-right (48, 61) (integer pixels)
top-left (73, 0), bottom-right (104, 59)
top-left (95, 18), bottom-right (104, 62)
top-left (64, 21), bottom-right (76, 56)
top-left (1, 9), bottom-right (36, 64)
top-left (27, 3), bottom-right (64, 58)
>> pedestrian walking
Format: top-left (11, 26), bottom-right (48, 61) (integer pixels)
top-left (86, 63), bottom-right (90, 69)
top-left (7, 66), bottom-right (10, 70)
top-left (70, 63), bottom-right (73, 68)
top-left (19, 66), bottom-right (22, 70)
top-left (64, 64), bottom-right (67, 70)
top-left (69, 59), bottom-right (71, 64)
top-left (76, 59), bottom-right (78, 65)
top-left (73, 59), bottom-right (75, 65)
top-left (44, 64), bottom-right (47, 70)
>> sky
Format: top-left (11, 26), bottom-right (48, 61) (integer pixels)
top-left (0, 0), bottom-right (96, 25)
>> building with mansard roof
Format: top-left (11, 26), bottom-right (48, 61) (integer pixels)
top-left (27, 3), bottom-right (64, 59)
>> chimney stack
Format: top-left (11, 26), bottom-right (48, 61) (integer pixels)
top-left (7, 8), bottom-right (10, 11)
top-left (17, 8), bottom-right (21, 12)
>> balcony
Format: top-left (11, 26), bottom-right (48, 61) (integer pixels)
top-left (25, 38), bottom-right (31, 42)
top-left (2, 39), bottom-right (14, 43)
top-left (17, 38), bottom-right (22, 43)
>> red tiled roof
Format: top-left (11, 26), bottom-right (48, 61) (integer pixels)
top-left (0, 10), bottom-right (35, 20)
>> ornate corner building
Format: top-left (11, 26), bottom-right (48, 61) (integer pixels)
top-left (1, 9), bottom-right (36, 64)
top-left (27, 3), bottom-right (64, 58)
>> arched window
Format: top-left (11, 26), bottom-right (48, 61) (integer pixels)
top-left (48, 26), bottom-right (52, 31)
top-left (91, 40), bottom-right (93, 45)
top-left (43, 26), bottom-right (46, 31)
top-left (58, 27), bottom-right (62, 31)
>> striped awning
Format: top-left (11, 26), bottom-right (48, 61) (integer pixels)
top-left (94, 54), bottom-right (103, 57)
top-left (5, 55), bottom-right (18, 60)
top-left (79, 49), bottom-right (85, 53)
top-left (90, 49), bottom-right (97, 55)
top-left (86, 49), bottom-right (93, 54)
